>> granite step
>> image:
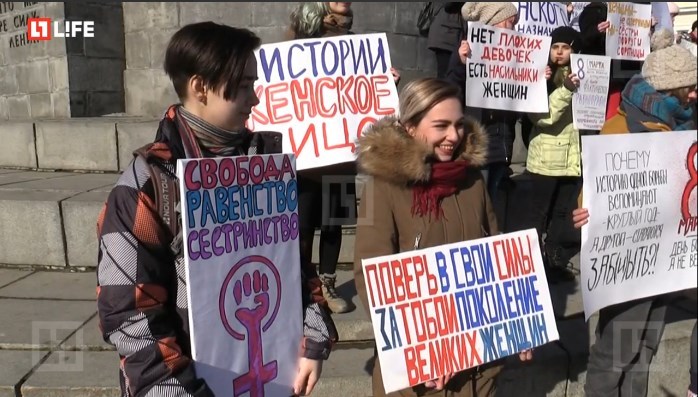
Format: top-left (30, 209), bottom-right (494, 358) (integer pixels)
top-left (0, 346), bottom-right (375, 397)
top-left (0, 265), bottom-right (590, 348)
top-left (0, 164), bottom-right (532, 270)
top-left (0, 269), bottom-right (374, 397)
top-left (0, 169), bottom-right (363, 269)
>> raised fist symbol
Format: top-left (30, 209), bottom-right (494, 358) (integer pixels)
top-left (233, 270), bottom-right (270, 329)
top-left (230, 270), bottom-right (278, 397)
top-left (219, 257), bottom-right (282, 397)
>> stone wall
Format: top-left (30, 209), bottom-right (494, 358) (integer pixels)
top-left (123, 2), bottom-right (437, 117)
top-left (0, 1), bottom-right (125, 119)
top-left (63, 2), bottom-right (126, 117)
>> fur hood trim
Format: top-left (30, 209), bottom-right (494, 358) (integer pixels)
top-left (356, 116), bottom-right (488, 185)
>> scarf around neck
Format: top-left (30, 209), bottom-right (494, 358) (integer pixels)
top-left (620, 75), bottom-right (695, 132)
top-left (323, 12), bottom-right (353, 35)
top-left (178, 106), bottom-right (250, 158)
top-left (411, 160), bottom-right (470, 220)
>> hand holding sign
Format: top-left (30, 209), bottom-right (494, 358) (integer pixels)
top-left (458, 40), bottom-right (471, 64)
top-left (293, 358), bottom-right (322, 397)
top-left (425, 373), bottom-right (454, 391)
top-left (597, 21), bottom-right (611, 33)
top-left (390, 67), bottom-right (401, 84)
top-left (563, 73), bottom-right (581, 92)
top-left (572, 208), bottom-right (590, 229)
top-left (519, 349), bottom-right (533, 361)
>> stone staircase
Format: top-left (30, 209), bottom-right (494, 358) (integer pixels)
top-left (0, 118), bottom-right (696, 396)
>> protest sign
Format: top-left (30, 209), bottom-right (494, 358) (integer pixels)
top-left (605, 2), bottom-right (652, 61)
top-left (581, 131), bottom-right (698, 319)
top-left (248, 33), bottom-right (399, 171)
top-left (466, 22), bottom-right (551, 113)
top-left (571, 54), bottom-right (611, 131)
top-left (179, 154), bottom-right (302, 396)
top-left (362, 229), bottom-right (559, 394)
top-left (569, 2), bottom-right (590, 31)
top-left (512, 2), bottom-right (569, 36)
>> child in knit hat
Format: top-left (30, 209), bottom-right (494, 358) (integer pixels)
top-left (572, 29), bottom-right (697, 397)
top-left (546, 26), bottom-right (583, 91)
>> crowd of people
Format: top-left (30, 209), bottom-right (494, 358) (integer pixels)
top-left (94, 2), bottom-right (697, 397)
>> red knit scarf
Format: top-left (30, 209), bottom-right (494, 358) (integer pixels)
top-left (411, 161), bottom-right (470, 220)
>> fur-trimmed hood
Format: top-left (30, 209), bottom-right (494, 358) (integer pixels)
top-left (356, 116), bottom-right (488, 185)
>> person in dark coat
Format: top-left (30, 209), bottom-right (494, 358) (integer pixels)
top-left (427, 2), bottom-right (465, 78)
top-left (445, 2), bottom-right (521, 204)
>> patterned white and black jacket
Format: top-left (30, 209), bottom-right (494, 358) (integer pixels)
top-left (96, 105), bottom-right (338, 397)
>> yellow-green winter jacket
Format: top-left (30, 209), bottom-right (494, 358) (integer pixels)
top-left (525, 84), bottom-right (581, 177)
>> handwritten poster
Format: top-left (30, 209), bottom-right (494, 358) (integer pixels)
top-left (512, 2), bottom-right (569, 36)
top-left (571, 54), bottom-right (611, 131)
top-left (178, 154), bottom-right (302, 396)
top-left (569, 2), bottom-right (590, 31)
top-left (362, 229), bottom-right (559, 394)
top-left (581, 131), bottom-right (698, 320)
top-left (606, 2), bottom-right (652, 61)
top-left (466, 22), bottom-right (552, 113)
top-left (248, 33), bottom-right (399, 171)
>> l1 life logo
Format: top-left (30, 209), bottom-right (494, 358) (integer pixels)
top-left (27, 18), bottom-right (95, 40)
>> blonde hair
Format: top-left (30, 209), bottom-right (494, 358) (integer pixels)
top-left (399, 78), bottom-right (462, 128)
top-left (289, 2), bottom-right (329, 39)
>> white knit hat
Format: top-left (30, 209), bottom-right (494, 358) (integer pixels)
top-left (461, 2), bottom-right (519, 26)
top-left (642, 29), bottom-right (698, 91)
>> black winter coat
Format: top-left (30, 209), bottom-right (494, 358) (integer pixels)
top-left (578, 2), bottom-right (642, 83)
top-left (427, 3), bottom-right (464, 53)
top-left (445, 32), bottom-right (518, 165)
